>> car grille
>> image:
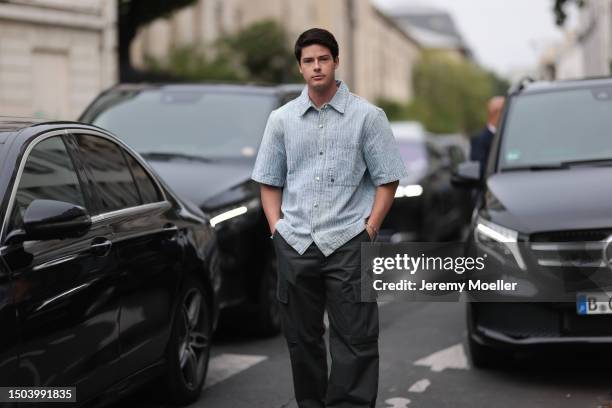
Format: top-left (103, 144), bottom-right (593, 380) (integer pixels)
top-left (477, 303), bottom-right (612, 338)
top-left (528, 229), bottom-right (612, 269)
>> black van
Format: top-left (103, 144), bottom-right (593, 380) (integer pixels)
top-left (453, 77), bottom-right (612, 367)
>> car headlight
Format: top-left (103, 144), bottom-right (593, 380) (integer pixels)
top-left (395, 184), bottom-right (423, 198)
top-left (475, 216), bottom-right (526, 270)
top-left (209, 198), bottom-right (259, 228)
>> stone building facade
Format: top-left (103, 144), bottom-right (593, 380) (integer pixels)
top-left (0, 0), bottom-right (117, 119)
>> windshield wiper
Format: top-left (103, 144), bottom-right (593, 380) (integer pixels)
top-left (501, 164), bottom-right (568, 172)
top-left (501, 158), bottom-right (612, 172)
top-left (140, 152), bottom-right (211, 163)
top-left (559, 158), bottom-right (612, 167)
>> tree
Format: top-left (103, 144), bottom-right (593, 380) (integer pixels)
top-left (118, 0), bottom-right (197, 81)
top-left (145, 20), bottom-right (302, 84)
top-left (381, 52), bottom-right (509, 134)
top-left (217, 20), bottom-right (302, 83)
top-left (144, 46), bottom-right (244, 81)
top-left (553, 0), bottom-right (585, 26)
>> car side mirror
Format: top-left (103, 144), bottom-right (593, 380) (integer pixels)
top-left (451, 161), bottom-right (482, 188)
top-left (19, 199), bottom-right (92, 242)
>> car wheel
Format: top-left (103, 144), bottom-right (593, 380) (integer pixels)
top-left (160, 274), bottom-right (212, 404)
top-left (254, 256), bottom-right (282, 336)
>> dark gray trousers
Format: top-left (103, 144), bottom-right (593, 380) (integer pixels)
top-left (273, 230), bottom-right (379, 408)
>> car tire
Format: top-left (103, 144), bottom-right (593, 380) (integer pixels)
top-left (159, 274), bottom-right (212, 404)
top-left (254, 256), bottom-right (282, 336)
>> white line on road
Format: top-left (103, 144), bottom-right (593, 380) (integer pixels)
top-left (408, 378), bottom-right (431, 393)
top-left (385, 397), bottom-right (411, 407)
top-left (204, 353), bottom-right (268, 389)
top-left (414, 343), bottom-right (469, 372)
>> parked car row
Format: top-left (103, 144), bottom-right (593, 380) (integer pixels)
top-left (0, 82), bottom-right (471, 406)
top-left (382, 121), bottom-right (471, 242)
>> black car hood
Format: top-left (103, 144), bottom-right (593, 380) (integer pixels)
top-left (147, 157), bottom-right (255, 209)
top-left (485, 167), bottom-right (612, 234)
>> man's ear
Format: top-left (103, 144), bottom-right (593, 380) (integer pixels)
top-left (334, 57), bottom-right (339, 70)
top-left (298, 62), bottom-right (303, 75)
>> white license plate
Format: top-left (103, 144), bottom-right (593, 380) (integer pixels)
top-left (577, 293), bottom-right (612, 315)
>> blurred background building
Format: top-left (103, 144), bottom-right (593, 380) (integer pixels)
top-left (0, 0), bottom-right (116, 119)
top-left (539, 0), bottom-right (612, 80)
top-left (0, 0), bottom-right (508, 136)
top-left (386, 5), bottom-right (473, 61)
top-left (130, 0), bottom-right (421, 104)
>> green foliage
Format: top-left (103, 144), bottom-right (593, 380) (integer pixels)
top-left (385, 53), bottom-right (509, 134)
top-left (376, 99), bottom-right (417, 122)
top-left (145, 46), bottom-right (243, 81)
top-left (217, 20), bottom-right (302, 83)
top-left (144, 20), bottom-right (301, 83)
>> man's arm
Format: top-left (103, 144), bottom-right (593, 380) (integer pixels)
top-left (260, 184), bottom-right (283, 234)
top-left (366, 180), bottom-right (398, 239)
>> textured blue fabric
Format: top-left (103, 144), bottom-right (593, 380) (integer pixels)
top-left (252, 81), bottom-right (407, 256)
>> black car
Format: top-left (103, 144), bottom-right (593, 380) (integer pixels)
top-left (80, 83), bottom-right (302, 335)
top-left (0, 118), bottom-right (220, 405)
top-left (381, 122), bottom-right (467, 242)
top-left (453, 77), bottom-right (612, 367)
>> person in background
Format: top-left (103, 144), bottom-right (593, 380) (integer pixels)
top-left (251, 28), bottom-right (407, 408)
top-left (470, 96), bottom-right (505, 175)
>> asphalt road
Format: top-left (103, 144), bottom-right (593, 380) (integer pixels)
top-left (125, 301), bottom-right (612, 408)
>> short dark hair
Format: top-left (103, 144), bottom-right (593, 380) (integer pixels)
top-left (294, 28), bottom-right (339, 63)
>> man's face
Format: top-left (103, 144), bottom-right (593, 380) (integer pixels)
top-left (298, 44), bottom-right (338, 91)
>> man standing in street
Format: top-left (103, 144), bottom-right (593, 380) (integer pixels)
top-left (470, 96), bottom-right (505, 176)
top-left (251, 28), bottom-right (407, 408)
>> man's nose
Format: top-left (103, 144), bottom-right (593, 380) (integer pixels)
top-left (314, 60), bottom-right (321, 70)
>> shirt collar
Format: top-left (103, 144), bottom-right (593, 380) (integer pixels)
top-left (297, 80), bottom-right (349, 116)
top-left (487, 123), bottom-right (497, 134)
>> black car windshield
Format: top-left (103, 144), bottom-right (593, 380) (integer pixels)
top-left (500, 87), bottom-right (612, 170)
top-left (90, 90), bottom-right (278, 158)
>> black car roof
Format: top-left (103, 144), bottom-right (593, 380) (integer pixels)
top-left (0, 117), bottom-right (112, 143)
top-left (106, 82), bottom-right (304, 96)
top-left (519, 76), bottom-right (612, 95)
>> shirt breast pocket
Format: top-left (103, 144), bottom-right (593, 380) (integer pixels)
top-left (330, 142), bottom-right (363, 187)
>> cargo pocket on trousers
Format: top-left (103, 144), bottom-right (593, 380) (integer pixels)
top-left (345, 282), bottom-right (379, 345)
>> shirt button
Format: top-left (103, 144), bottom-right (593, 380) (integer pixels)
top-left (319, 151), bottom-right (323, 155)
top-left (315, 176), bottom-right (320, 181)
top-left (319, 124), bottom-right (323, 128)
top-left (314, 203), bottom-right (318, 207)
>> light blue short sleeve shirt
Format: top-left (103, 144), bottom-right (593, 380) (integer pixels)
top-left (252, 80), bottom-right (408, 256)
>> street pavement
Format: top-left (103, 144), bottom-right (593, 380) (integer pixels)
top-left (124, 301), bottom-right (612, 408)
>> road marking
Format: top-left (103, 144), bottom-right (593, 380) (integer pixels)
top-left (385, 397), bottom-right (411, 407)
top-left (408, 378), bottom-right (431, 393)
top-left (204, 353), bottom-right (268, 389)
top-left (414, 343), bottom-right (469, 372)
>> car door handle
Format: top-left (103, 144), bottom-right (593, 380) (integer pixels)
top-left (162, 223), bottom-right (179, 242)
top-left (90, 238), bottom-right (112, 257)
top-left (163, 224), bottom-right (179, 233)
